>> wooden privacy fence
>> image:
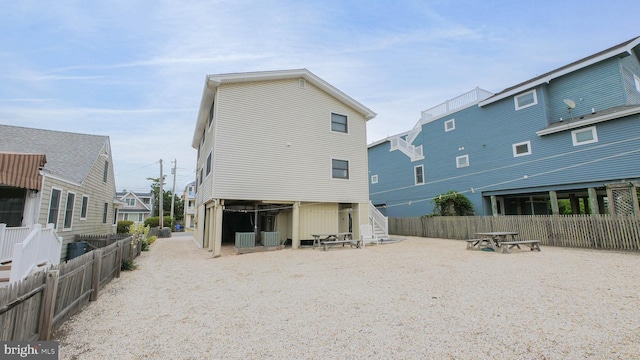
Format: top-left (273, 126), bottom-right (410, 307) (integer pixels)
top-left (74, 233), bottom-right (130, 250)
top-left (389, 215), bottom-right (640, 251)
top-left (0, 236), bottom-right (142, 341)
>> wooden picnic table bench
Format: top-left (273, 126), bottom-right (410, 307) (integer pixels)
top-left (321, 239), bottom-right (362, 251)
top-left (465, 238), bottom-right (490, 250)
top-left (499, 240), bottom-right (541, 254)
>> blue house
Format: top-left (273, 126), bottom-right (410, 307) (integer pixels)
top-left (369, 36), bottom-right (640, 217)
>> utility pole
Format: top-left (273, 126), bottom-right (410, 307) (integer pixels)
top-left (170, 159), bottom-right (177, 223)
top-left (159, 159), bottom-right (164, 228)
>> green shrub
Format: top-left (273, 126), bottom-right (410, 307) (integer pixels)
top-left (147, 236), bottom-right (157, 245)
top-left (144, 216), bottom-right (174, 229)
top-left (141, 239), bottom-right (149, 251)
top-left (121, 258), bottom-right (137, 271)
top-left (117, 220), bottom-right (134, 234)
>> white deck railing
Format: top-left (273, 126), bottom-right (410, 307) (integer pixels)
top-left (0, 224), bottom-right (33, 263)
top-left (389, 137), bottom-right (424, 161)
top-left (420, 87), bottom-right (493, 122)
top-left (9, 224), bottom-right (63, 284)
top-left (369, 202), bottom-right (389, 240)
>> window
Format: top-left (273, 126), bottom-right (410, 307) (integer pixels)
top-left (103, 160), bottom-right (109, 182)
top-left (142, 198), bottom-right (150, 205)
top-left (125, 198), bottom-right (135, 207)
top-left (444, 119), bottom-right (455, 132)
top-left (201, 128), bottom-right (205, 146)
top-left (332, 159), bottom-right (349, 179)
top-left (138, 213), bottom-right (144, 222)
top-left (414, 165), bottom-right (424, 185)
top-left (48, 188), bottom-right (62, 228)
top-left (123, 213), bottom-right (129, 221)
top-left (80, 195), bottom-right (89, 220)
top-left (572, 126), bottom-right (598, 146)
top-left (512, 141), bottom-right (532, 157)
top-left (634, 74), bottom-right (640, 93)
top-left (113, 208), bottom-right (118, 225)
top-left (199, 169), bottom-right (203, 184)
top-left (103, 203), bottom-right (109, 223)
top-left (456, 155), bottom-right (469, 168)
top-left (331, 113), bottom-right (348, 133)
top-left (206, 152), bottom-right (212, 175)
top-left (63, 192), bottom-right (75, 229)
top-left (208, 100), bottom-right (215, 127)
top-left (514, 89), bottom-right (538, 110)
top-left (371, 175), bottom-right (378, 184)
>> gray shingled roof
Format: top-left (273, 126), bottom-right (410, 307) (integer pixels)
top-left (0, 124), bottom-right (110, 184)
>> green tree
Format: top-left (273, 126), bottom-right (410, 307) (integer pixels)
top-left (431, 190), bottom-right (474, 216)
top-left (147, 176), bottom-right (184, 221)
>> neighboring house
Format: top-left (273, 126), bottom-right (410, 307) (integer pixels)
top-left (116, 191), bottom-right (153, 224)
top-left (369, 36), bottom-right (640, 217)
top-left (182, 181), bottom-right (196, 229)
top-left (192, 69), bottom-right (378, 256)
top-left (0, 125), bottom-right (120, 261)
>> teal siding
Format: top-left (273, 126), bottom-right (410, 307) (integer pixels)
top-left (547, 58), bottom-right (625, 124)
top-left (369, 44), bottom-right (640, 217)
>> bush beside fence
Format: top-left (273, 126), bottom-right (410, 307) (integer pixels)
top-left (389, 214), bottom-right (640, 251)
top-left (0, 236), bottom-right (142, 341)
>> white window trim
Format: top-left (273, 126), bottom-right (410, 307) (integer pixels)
top-left (512, 141), bottom-right (532, 157)
top-left (331, 158), bottom-right (350, 180)
top-left (371, 175), bottom-right (378, 184)
top-left (330, 112), bottom-right (349, 134)
top-left (514, 89), bottom-right (538, 110)
top-left (444, 119), bottom-right (455, 132)
top-left (47, 187), bottom-right (62, 228)
top-left (456, 155), bottom-right (469, 168)
top-left (571, 126), bottom-right (598, 146)
top-left (414, 165), bottom-right (424, 185)
top-left (634, 74), bottom-right (640, 93)
top-left (80, 195), bottom-right (89, 220)
top-left (63, 191), bottom-right (76, 230)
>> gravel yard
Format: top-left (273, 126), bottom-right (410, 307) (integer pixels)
top-left (54, 232), bottom-right (640, 359)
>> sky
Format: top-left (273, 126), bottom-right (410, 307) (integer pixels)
top-left (1, 0), bottom-right (638, 193)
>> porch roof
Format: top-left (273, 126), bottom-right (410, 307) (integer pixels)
top-left (0, 152), bottom-right (47, 191)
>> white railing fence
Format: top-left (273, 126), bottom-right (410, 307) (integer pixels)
top-left (9, 224), bottom-right (63, 284)
top-left (420, 87), bottom-right (493, 122)
top-left (0, 224), bottom-right (33, 263)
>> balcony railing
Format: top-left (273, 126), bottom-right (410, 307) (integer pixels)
top-left (420, 87), bottom-right (493, 122)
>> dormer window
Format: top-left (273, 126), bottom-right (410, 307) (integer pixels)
top-left (514, 89), bottom-right (538, 110)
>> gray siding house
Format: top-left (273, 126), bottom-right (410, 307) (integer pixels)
top-left (368, 36), bottom-right (640, 217)
top-left (0, 124), bottom-right (119, 260)
top-left (116, 191), bottom-right (153, 224)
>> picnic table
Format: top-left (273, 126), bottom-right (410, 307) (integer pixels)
top-left (310, 232), bottom-right (360, 250)
top-left (469, 231), bottom-right (519, 252)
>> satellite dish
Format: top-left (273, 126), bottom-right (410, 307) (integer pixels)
top-left (564, 99), bottom-right (576, 109)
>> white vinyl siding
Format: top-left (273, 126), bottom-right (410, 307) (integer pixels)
top-left (209, 78), bottom-right (369, 203)
top-left (514, 89), bottom-right (538, 110)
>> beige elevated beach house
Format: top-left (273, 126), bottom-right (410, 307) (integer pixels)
top-left (191, 69), bottom-right (384, 256)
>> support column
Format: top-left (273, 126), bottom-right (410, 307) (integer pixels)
top-left (549, 191), bottom-right (560, 215)
top-left (292, 201), bottom-right (300, 249)
top-left (213, 199), bottom-right (224, 258)
top-left (588, 188), bottom-right (600, 215)
top-left (490, 196), bottom-right (499, 217)
top-left (569, 194), bottom-right (580, 214)
top-left (529, 196), bottom-right (535, 215)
